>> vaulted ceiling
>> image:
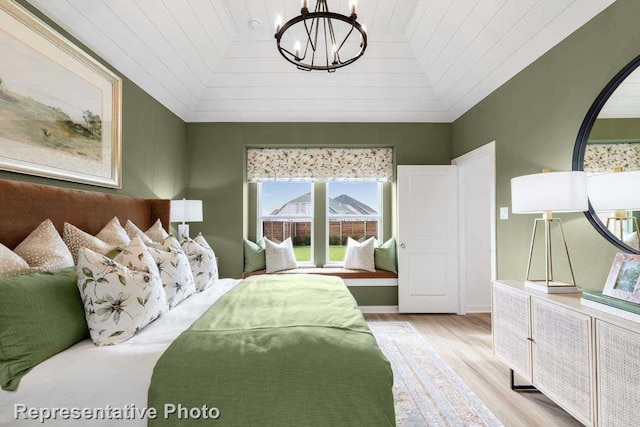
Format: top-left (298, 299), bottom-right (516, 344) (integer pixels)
top-left (600, 67), bottom-right (640, 119)
top-left (28, 0), bottom-right (615, 122)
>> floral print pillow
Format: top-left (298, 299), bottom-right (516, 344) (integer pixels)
top-left (146, 236), bottom-right (196, 309)
top-left (181, 235), bottom-right (217, 292)
top-left (194, 233), bottom-right (219, 281)
top-left (76, 238), bottom-right (168, 346)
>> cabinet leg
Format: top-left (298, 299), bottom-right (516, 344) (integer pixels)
top-left (510, 369), bottom-right (538, 392)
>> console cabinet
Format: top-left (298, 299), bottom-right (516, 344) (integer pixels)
top-left (492, 280), bottom-right (640, 427)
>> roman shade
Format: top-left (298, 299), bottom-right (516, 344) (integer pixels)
top-left (584, 142), bottom-right (640, 173)
top-left (246, 148), bottom-right (393, 182)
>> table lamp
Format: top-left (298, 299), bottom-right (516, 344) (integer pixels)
top-left (170, 199), bottom-right (203, 240)
top-left (511, 170), bottom-right (588, 293)
top-left (587, 168), bottom-right (640, 246)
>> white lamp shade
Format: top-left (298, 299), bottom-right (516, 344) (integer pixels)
top-left (170, 200), bottom-right (203, 223)
top-left (588, 171), bottom-right (640, 211)
top-left (511, 171), bottom-right (588, 214)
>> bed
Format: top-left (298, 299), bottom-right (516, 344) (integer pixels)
top-left (0, 179), bottom-right (395, 426)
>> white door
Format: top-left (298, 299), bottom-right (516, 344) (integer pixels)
top-left (397, 165), bottom-right (459, 313)
top-left (452, 142), bottom-right (496, 313)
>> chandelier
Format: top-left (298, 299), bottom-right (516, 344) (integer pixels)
top-left (274, 0), bottom-right (368, 72)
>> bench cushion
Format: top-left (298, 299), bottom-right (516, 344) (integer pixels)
top-left (242, 267), bottom-right (398, 280)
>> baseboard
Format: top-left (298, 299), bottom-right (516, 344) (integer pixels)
top-left (359, 305), bottom-right (399, 313)
top-left (464, 304), bottom-right (491, 313)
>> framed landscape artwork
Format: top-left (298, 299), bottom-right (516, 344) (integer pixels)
top-left (603, 253), bottom-right (640, 303)
top-left (0, 0), bottom-right (122, 188)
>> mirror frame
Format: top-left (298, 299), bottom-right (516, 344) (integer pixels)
top-left (572, 54), bottom-right (640, 254)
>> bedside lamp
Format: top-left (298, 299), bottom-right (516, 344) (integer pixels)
top-left (170, 199), bottom-right (203, 240)
top-left (587, 169), bottom-right (640, 244)
top-left (511, 170), bottom-right (588, 293)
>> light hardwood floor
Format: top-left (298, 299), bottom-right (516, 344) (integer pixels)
top-left (364, 313), bottom-right (582, 427)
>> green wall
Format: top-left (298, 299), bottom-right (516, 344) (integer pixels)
top-left (452, 0), bottom-right (640, 290)
top-left (590, 118), bottom-right (640, 142)
top-left (2, 1), bottom-right (188, 200)
top-left (185, 122), bottom-right (452, 288)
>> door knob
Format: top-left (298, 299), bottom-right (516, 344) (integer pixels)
top-left (400, 243), bottom-right (406, 249)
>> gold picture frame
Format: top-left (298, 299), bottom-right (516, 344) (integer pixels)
top-left (603, 253), bottom-right (640, 303)
top-left (0, 0), bottom-right (122, 188)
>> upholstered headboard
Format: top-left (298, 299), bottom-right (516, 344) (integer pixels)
top-left (0, 179), bottom-right (170, 249)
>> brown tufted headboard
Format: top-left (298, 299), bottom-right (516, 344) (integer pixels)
top-left (0, 179), bottom-right (170, 249)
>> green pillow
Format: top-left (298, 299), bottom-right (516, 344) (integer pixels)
top-left (374, 238), bottom-right (398, 273)
top-left (243, 238), bottom-right (266, 272)
top-left (0, 267), bottom-right (88, 391)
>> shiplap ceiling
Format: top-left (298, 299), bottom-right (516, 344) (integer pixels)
top-left (28, 0), bottom-right (615, 122)
top-left (599, 67), bottom-right (640, 119)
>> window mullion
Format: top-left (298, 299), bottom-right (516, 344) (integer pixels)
top-left (313, 182), bottom-right (327, 267)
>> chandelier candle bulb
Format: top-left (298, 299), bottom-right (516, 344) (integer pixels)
top-left (294, 41), bottom-right (301, 59)
top-left (301, 0), bottom-right (309, 11)
top-left (349, 0), bottom-right (357, 16)
top-left (275, 14), bottom-right (283, 33)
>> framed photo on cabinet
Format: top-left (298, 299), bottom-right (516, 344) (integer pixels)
top-left (0, 0), bottom-right (122, 188)
top-left (603, 253), bottom-right (640, 303)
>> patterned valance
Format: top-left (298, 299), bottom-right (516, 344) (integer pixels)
top-left (584, 142), bottom-right (640, 173)
top-left (246, 148), bottom-right (394, 182)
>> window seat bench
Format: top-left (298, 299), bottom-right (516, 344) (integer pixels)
top-left (242, 268), bottom-right (398, 286)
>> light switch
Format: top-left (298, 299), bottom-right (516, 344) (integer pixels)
top-left (500, 207), bottom-right (509, 220)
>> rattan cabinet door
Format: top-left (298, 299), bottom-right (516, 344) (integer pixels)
top-left (596, 320), bottom-right (640, 427)
top-left (531, 299), bottom-right (593, 426)
top-left (492, 283), bottom-right (531, 381)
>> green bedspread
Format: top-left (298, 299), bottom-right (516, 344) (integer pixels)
top-left (148, 274), bottom-right (395, 426)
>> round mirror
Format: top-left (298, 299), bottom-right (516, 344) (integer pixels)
top-left (573, 54), bottom-right (640, 254)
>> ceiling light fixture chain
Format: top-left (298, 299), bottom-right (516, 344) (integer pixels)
top-left (274, 0), bottom-right (367, 72)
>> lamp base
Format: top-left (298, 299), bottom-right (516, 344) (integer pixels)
top-left (525, 280), bottom-right (580, 294)
top-left (178, 224), bottom-right (190, 241)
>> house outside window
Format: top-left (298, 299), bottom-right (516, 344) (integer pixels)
top-left (327, 181), bottom-right (381, 263)
top-left (259, 182), bottom-right (313, 262)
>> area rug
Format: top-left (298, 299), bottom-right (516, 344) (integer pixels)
top-left (369, 322), bottom-right (503, 427)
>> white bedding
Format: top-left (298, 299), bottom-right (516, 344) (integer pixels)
top-left (0, 278), bottom-right (241, 427)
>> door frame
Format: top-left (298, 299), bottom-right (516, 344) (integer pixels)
top-left (451, 141), bottom-right (497, 314)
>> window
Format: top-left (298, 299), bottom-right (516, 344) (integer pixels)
top-left (327, 182), bottom-right (381, 263)
top-left (259, 182), bottom-right (313, 262)
top-left (248, 147), bottom-right (392, 266)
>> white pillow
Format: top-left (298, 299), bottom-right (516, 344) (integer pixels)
top-left (96, 217), bottom-right (130, 248)
top-left (194, 233), bottom-right (219, 280)
top-left (77, 238), bottom-right (168, 346)
top-left (63, 222), bottom-right (116, 264)
top-left (145, 219), bottom-right (169, 244)
top-left (264, 237), bottom-right (297, 273)
top-left (182, 236), bottom-right (217, 292)
top-left (0, 243), bottom-right (30, 278)
top-left (124, 220), bottom-right (154, 245)
top-left (344, 237), bottom-right (376, 272)
top-left (147, 236), bottom-right (196, 309)
top-left (624, 231), bottom-right (640, 251)
top-left (14, 219), bottom-right (74, 272)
